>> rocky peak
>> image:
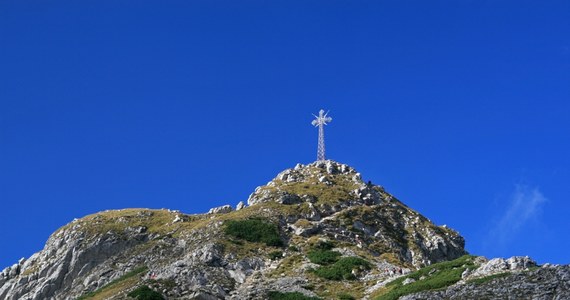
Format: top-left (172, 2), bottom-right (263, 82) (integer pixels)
top-left (244, 161), bottom-right (466, 268)
top-left (247, 160), bottom-right (383, 210)
top-left (269, 160), bottom-right (361, 186)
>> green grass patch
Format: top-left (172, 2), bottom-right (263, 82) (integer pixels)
top-left (270, 254), bottom-right (304, 278)
top-left (313, 257), bottom-right (372, 281)
top-left (375, 255), bottom-right (476, 300)
top-left (313, 240), bottom-right (335, 250)
top-left (378, 252), bottom-right (402, 266)
top-left (77, 266), bottom-right (149, 299)
top-left (307, 250), bottom-right (341, 265)
top-left (59, 209), bottom-right (203, 239)
top-left (337, 292), bottom-right (356, 300)
top-left (466, 272), bottom-right (510, 285)
top-left (127, 285), bottom-right (164, 299)
top-left (268, 291), bottom-right (321, 300)
top-left (224, 218), bottom-right (283, 246)
top-left (257, 166), bottom-right (361, 207)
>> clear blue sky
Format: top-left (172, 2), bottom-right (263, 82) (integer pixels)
top-left (1, 1), bottom-right (569, 268)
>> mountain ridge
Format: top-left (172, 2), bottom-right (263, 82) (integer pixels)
top-left (0, 160), bottom-right (567, 299)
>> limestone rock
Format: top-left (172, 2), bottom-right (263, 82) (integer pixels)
top-left (172, 214), bottom-right (183, 223)
top-left (465, 256), bottom-right (537, 281)
top-left (208, 205), bottom-right (233, 214)
top-left (290, 221), bottom-right (321, 237)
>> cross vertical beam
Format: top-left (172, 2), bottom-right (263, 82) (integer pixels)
top-left (311, 109), bottom-right (332, 161)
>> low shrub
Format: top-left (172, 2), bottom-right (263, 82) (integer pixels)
top-left (313, 257), bottom-right (371, 281)
top-left (307, 249), bottom-right (341, 265)
top-left (467, 272), bottom-right (510, 285)
top-left (127, 285), bottom-right (164, 300)
top-left (269, 250), bottom-right (284, 260)
top-left (224, 218), bottom-right (283, 246)
top-left (313, 240), bottom-right (335, 250)
top-left (377, 268), bottom-right (464, 300)
top-left (376, 255), bottom-right (476, 300)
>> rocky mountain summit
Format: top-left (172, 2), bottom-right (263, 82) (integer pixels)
top-left (1, 160), bottom-right (568, 300)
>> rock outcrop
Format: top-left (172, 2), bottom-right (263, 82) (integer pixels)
top-left (463, 256), bottom-right (537, 281)
top-left (247, 160), bottom-right (466, 267)
top-left (208, 205), bottom-right (233, 214)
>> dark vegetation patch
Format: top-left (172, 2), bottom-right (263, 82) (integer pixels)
top-left (313, 257), bottom-right (372, 280)
top-left (127, 285), bottom-right (164, 300)
top-left (312, 240), bottom-right (335, 250)
top-left (224, 218), bottom-right (283, 246)
top-left (306, 240), bottom-right (341, 265)
top-left (375, 255), bottom-right (476, 300)
top-left (269, 250), bottom-right (284, 260)
top-left (466, 272), bottom-right (510, 285)
top-left (307, 249), bottom-right (341, 265)
top-left (268, 291), bottom-right (321, 300)
top-left (305, 240), bottom-right (371, 281)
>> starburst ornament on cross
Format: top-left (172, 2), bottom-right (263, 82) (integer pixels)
top-left (312, 109), bottom-right (332, 161)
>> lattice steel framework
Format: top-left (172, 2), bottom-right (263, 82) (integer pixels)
top-left (311, 109), bottom-right (332, 161)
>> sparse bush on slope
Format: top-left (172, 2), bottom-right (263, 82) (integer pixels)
top-left (127, 285), bottom-right (164, 300)
top-left (375, 255), bottom-right (476, 300)
top-left (307, 249), bottom-right (341, 265)
top-left (313, 257), bottom-right (371, 280)
top-left (224, 218), bottom-right (283, 246)
top-left (306, 241), bottom-right (371, 281)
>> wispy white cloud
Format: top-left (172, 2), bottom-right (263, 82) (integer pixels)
top-left (490, 185), bottom-right (547, 249)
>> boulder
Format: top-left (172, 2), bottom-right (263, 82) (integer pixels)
top-left (275, 192), bottom-right (302, 205)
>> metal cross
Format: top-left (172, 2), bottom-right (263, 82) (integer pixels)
top-left (311, 109), bottom-right (332, 161)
